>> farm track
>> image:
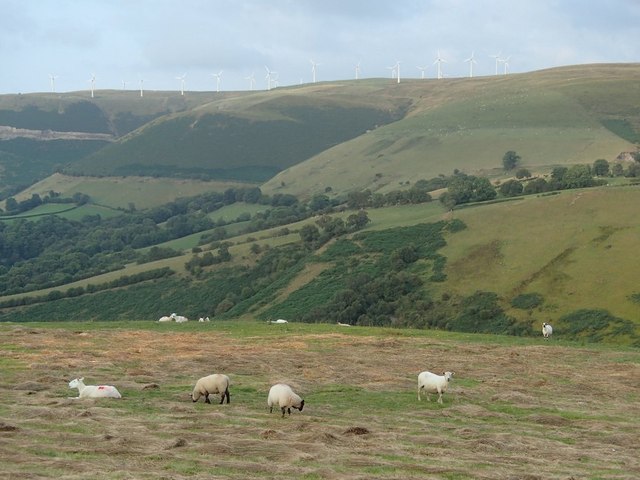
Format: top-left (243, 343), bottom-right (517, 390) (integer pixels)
top-left (0, 323), bottom-right (638, 479)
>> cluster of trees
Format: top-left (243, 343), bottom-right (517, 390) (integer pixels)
top-left (184, 244), bottom-right (232, 275)
top-left (1, 191), bottom-right (90, 216)
top-left (299, 211), bottom-right (371, 249)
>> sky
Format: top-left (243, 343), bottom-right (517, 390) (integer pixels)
top-left (1, 0), bottom-right (639, 95)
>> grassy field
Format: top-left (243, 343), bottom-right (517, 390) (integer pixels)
top-left (0, 321), bottom-right (638, 479)
top-left (439, 185), bottom-right (640, 322)
top-left (5, 173), bottom-right (256, 210)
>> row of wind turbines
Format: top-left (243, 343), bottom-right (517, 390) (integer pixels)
top-left (46, 52), bottom-right (512, 96)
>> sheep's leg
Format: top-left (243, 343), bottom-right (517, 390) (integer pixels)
top-left (418, 386), bottom-right (422, 401)
top-left (437, 389), bottom-right (443, 404)
top-left (204, 391), bottom-right (211, 404)
top-left (270, 406), bottom-right (273, 413)
top-left (281, 407), bottom-right (286, 417)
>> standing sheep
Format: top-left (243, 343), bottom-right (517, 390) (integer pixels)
top-left (417, 371), bottom-right (454, 404)
top-left (267, 383), bottom-right (304, 417)
top-left (542, 322), bottom-right (553, 339)
top-left (191, 374), bottom-right (230, 404)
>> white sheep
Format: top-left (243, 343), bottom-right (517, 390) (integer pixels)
top-left (542, 322), bottom-right (553, 338)
top-left (268, 319), bottom-right (288, 324)
top-left (337, 322), bottom-right (351, 327)
top-left (267, 383), bottom-right (305, 417)
top-left (68, 377), bottom-right (122, 399)
top-left (417, 371), bottom-right (454, 404)
top-left (191, 374), bottom-right (230, 404)
top-left (170, 313), bottom-right (189, 323)
top-left (158, 315), bottom-right (172, 322)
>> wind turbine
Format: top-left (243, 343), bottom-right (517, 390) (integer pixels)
top-left (211, 71), bottom-right (222, 92)
top-left (265, 66), bottom-right (275, 90)
top-left (464, 52), bottom-right (477, 78)
top-left (490, 52), bottom-right (502, 75)
top-left (355, 62), bottom-right (361, 80)
top-left (176, 73), bottom-right (186, 95)
top-left (139, 79), bottom-right (144, 98)
top-left (386, 64), bottom-right (396, 79)
top-left (433, 51), bottom-right (446, 79)
top-left (89, 73), bottom-right (96, 98)
top-left (310, 59), bottom-right (319, 83)
top-left (245, 72), bottom-right (256, 91)
top-left (416, 65), bottom-right (428, 79)
top-left (393, 61), bottom-right (401, 83)
top-left (122, 80), bottom-right (127, 90)
top-left (502, 55), bottom-right (511, 74)
top-left (49, 73), bottom-right (58, 93)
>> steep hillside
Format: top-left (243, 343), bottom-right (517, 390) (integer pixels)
top-left (67, 85), bottom-right (407, 181)
top-left (263, 64), bottom-right (640, 198)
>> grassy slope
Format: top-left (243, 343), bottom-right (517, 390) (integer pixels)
top-left (0, 321), bottom-right (638, 479)
top-left (262, 64), bottom-right (639, 198)
top-left (439, 185), bottom-right (640, 322)
top-left (3, 173), bottom-right (254, 210)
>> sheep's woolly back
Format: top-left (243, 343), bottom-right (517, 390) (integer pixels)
top-left (191, 374), bottom-right (230, 402)
top-left (267, 383), bottom-right (303, 409)
top-left (68, 378), bottom-right (122, 399)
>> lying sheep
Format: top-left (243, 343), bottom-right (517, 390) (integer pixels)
top-left (417, 371), bottom-right (454, 404)
top-left (191, 374), bottom-right (230, 404)
top-left (267, 383), bottom-right (304, 417)
top-left (269, 319), bottom-right (288, 324)
top-left (170, 313), bottom-right (189, 323)
top-left (68, 377), bottom-right (122, 399)
top-left (542, 322), bottom-right (553, 339)
top-left (158, 315), bottom-right (172, 322)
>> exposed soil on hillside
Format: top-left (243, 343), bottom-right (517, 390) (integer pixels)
top-left (0, 324), bottom-right (638, 479)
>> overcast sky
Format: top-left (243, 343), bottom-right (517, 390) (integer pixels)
top-left (1, 0), bottom-right (638, 95)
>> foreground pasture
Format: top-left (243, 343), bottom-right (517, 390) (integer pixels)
top-left (0, 321), bottom-right (638, 479)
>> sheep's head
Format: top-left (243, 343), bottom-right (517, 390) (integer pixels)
top-left (298, 399), bottom-right (305, 412)
top-left (443, 372), bottom-right (454, 382)
top-left (69, 378), bottom-right (80, 388)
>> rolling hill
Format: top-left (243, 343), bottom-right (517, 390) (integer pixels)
top-left (2, 64), bottom-right (638, 203)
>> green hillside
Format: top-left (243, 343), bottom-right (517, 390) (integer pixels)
top-left (263, 64), bottom-right (640, 198)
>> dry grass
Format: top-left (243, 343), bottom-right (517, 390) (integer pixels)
top-left (0, 322), bottom-right (638, 479)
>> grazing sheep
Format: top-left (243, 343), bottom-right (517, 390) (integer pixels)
top-left (268, 383), bottom-right (304, 417)
top-left (158, 315), bottom-right (172, 322)
top-left (68, 377), bottom-right (122, 399)
top-left (417, 371), bottom-right (454, 404)
top-left (542, 322), bottom-right (553, 339)
top-left (191, 374), bottom-right (230, 404)
top-left (170, 313), bottom-right (189, 323)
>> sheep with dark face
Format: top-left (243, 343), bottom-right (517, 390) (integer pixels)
top-left (191, 374), bottom-right (230, 404)
top-left (417, 371), bottom-right (454, 404)
top-left (267, 383), bottom-right (304, 417)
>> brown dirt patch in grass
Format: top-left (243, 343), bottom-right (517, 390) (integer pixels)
top-left (0, 323), bottom-right (638, 479)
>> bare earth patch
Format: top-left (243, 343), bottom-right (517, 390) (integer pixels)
top-left (0, 323), bottom-right (638, 479)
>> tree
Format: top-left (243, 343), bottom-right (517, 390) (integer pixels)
top-left (502, 151), bottom-right (521, 171)
top-left (515, 168), bottom-right (531, 179)
top-left (593, 159), bottom-right (610, 177)
top-left (447, 175), bottom-right (497, 205)
top-left (346, 210), bottom-right (371, 231)
top-left (499, 179), bottom-right (523, 197)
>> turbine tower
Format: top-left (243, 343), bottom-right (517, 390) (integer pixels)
top-left (393, 61), bottom-right (401, 84)
top-left (310, 59), bottom-right (319, 83)
top-left (245, 72), bottom-right (256, 91)
top-left (433, 51), bottom-right (446, 79)
top-left (265, 66), bottom-right (275, 90)
top-left (464, 52), bottom-right (477, 78)
top-left (211, 71), bottom-right (223, 92)
top-left (122, 80), bottom-right (127, 90)
top-left (176, 73), bottom-right (186, 95)
top-left (490, 52), bottom-right (502, 75)
top-left (386, 64), bottom-right (396, 79)
top-left (502, 55), bottom-right (511, 74)
top-left (139, 79), bottom-right (144, 98)
top-left (355, 62), bottom-right (361, 80)
top-left (49, 73), bottom-right (58, 93)
top-left (416, 65), bottom-right (427, 79)
top-left (89, 73), bottom-right (96, 98)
